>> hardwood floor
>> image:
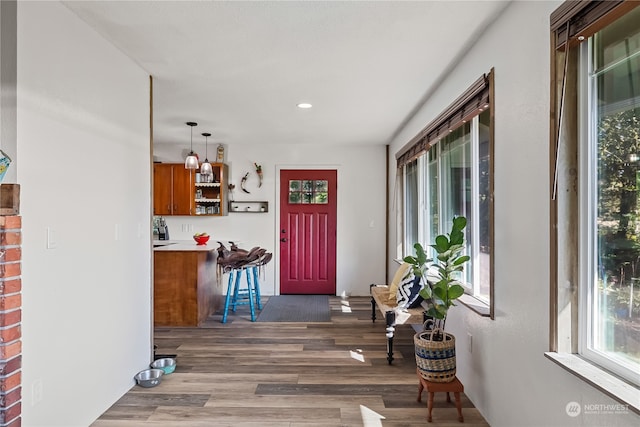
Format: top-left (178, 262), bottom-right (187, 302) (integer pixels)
top-left (92, 296), bottom-right (490, 426)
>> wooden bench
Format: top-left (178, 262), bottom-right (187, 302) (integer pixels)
top-left (370, 284), bottom-right (428, 364)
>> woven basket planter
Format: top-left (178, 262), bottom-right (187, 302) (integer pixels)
top-left (414, 328), bottom-right (456, 383)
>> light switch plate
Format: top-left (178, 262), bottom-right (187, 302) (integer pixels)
top-left (46, 227), bottom-right (57, 249)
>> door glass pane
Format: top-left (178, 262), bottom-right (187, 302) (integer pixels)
top-left (289, 179), bottom-right (329, 204)
top-left (302, 192), bottom-right (313, 204)
top-left (289, 192), bottom-right (301, 204)
top-left (591, 7), bottom-right (640, 366)
top-left (315, 180), bottom-right (328, 191)
top-left (289, 180), bottom-right (301, 191)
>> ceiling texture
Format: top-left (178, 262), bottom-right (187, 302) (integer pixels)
top-left (63, 0), bottom-right (511, 152)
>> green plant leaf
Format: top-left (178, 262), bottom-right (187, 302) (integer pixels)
top-left (453, 216), bottom-right (467, 230)
top-left (426, 306), bottom-right (443, 319)
top-left (403, 255), bottom-right (416, 264)
top-left (419, 287), bottom-right (432, 299)
top-left (448, 284), bottom-right (465, 300)
top-left (414, 243), bottom-right (428, 265)
top-left (434, 235), bottom-right (449, 252)
top-left (433, 286), bottom-right (446, 300)
top-left (453, 255), bottom-right (470, 266)
top-left (450, 230), bottom-right (463, 245)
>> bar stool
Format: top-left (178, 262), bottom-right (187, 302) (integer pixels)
top-left (219, 250), bottom-right (271, 323)
top-left (221, 265), bottom-right (259, 323)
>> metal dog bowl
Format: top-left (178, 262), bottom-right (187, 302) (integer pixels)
top-left (134, 368), bottom-right (164, 387)
top-left (150, 357), bottom-right (176, 375)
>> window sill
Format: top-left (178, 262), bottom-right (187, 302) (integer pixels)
top-left (457, 294), bottom-right (491, 317)
top-left (544, 352), bottom-right (639, 415)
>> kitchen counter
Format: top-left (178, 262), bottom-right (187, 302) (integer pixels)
top-left (153, 239), bottom-right (237, 251)
top-left (154, 240), bottom-right (229, 326)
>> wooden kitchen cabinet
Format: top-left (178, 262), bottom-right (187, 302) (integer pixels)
top-left (193, 163), bottom-right (229, 216)
top-left (153, 163), bottom-right (194, 216)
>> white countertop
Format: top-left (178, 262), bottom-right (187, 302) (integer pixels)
top-left (153, 239), bottom-right (234, 252)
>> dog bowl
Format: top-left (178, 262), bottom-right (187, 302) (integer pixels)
top-left (150, 357), bottom-right (176, 375)
top-left (134, 368), bottom-right (164, 388)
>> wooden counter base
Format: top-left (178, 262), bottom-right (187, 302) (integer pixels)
top-left (154, 249), bottom-right (221, 327)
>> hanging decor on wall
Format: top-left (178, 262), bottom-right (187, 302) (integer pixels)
top-left (241, 172), bottom-right (250, 193)
top-left (254, 163), bottom-right (263, 187)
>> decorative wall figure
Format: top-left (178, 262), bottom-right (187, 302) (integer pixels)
top-left (254, 163), bottom-right (263, 187)
top-left (241, 172), bottom-right (250, 193)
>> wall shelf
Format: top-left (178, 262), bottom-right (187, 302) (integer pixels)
top-left (229, 201), bottom-right (268, 213)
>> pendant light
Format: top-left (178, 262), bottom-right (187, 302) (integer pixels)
top-left (200, 132), bottom-right (213, 176)
top-left (184, 121), bottom-right (199, 169)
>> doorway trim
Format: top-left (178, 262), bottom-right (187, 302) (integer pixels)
top-left (274, 164), bottom-right (340, 296)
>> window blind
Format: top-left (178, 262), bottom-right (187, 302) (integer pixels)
top-left (551, 0), bottom-right (638, 50)
top-left (396, 70), bottom-right (492, 168)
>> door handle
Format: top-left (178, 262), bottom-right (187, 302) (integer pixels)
top-left (280, 238), bottom-right (287, 242)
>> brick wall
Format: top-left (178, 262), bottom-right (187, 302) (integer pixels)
top-left (0, 214), bottom-right (21, 427)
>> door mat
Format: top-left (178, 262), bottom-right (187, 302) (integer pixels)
top-left (256, 295), bottom-right (331, 322)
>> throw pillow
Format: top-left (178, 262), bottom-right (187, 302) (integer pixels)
top-left (396, 272), bottom-right (424, 309)
top-left (387, 262), bottom-right (411, 304)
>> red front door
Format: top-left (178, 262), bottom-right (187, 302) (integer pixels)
top-left (279, 169), bottom-right (337, 295)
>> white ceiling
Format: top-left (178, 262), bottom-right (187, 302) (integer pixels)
top-left (63, 0), bottom-right (510, 151)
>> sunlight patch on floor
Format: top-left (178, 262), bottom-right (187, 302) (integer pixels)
top-left (360, 404), bottom-right (385, 426)
top-left (341, 299), bottom-right (352, 312)
top-left (349, 349), bottom-right (365, 362)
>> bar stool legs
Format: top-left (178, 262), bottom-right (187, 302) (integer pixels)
top-left (252, 266), bottom-right (262, 310)
top-left (221, 266), bottom-right (261, 323)
top-left (218, 245), bottom-right (271, 323)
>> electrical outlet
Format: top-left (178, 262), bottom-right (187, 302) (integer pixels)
top-left (467, 333), bottom-right (473, 353)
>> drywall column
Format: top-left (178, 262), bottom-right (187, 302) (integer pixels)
top-left (0, 185), bottom-right (21, 427)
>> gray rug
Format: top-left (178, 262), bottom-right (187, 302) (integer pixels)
top-left (257, 295), bottom-right (331, 322)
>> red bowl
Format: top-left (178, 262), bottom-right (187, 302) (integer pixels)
top-left (193, 235), bottom-right (210, 245)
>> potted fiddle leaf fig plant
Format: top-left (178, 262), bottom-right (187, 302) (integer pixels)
top-left (403, 216), bottom-right (469, 328)
top-left (404, 216), bottom-right (470, 383)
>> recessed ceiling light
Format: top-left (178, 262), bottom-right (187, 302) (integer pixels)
top-left (297, 103), bottom-right (312, 109)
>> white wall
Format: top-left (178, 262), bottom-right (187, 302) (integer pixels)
top-left (153, 141), bottom-right (387, 297)
top-left (17, 2), bottom-right (151, 426)
top-left (388, 1), bottom-right (639, 426)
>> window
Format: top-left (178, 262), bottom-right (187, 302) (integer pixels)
top-left (404, 158), bottom-right (420, 252)
top-left (581, 7), bottom-right (640, 384)
top-left (396, 71), bottom-right (494, 316)
top-left (288, 180), bottom-right (328, 204)
top-left (550, 0), bottom-right (640, 399)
